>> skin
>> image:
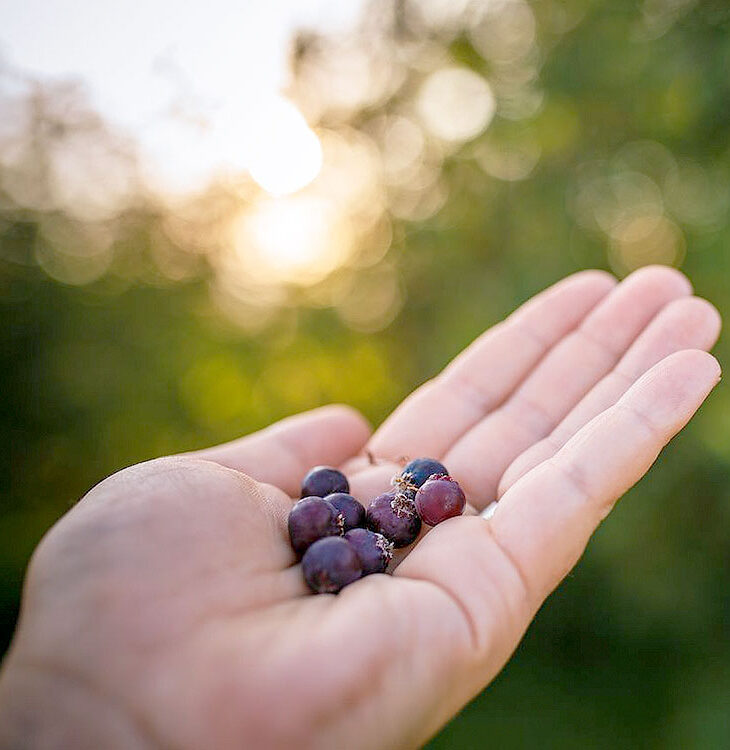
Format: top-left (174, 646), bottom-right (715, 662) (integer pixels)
top-left (0, 266), bottom-right (722, 750)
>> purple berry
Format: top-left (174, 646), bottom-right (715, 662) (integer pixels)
top-left (366, 491), bottom-right (422, 548)
top-left (415, 474), bottom-right (466, 526)
top-left (288, 497), bottom-right (341, 557)
top-left (302, 536), bottom-right (362, 593)
top-left (345, 528), bottom-right (393, 575)
top-left (325, 493), bottom-right (365, 531)
top-left (301, 465), bottom-right (349, 498)
top-left (395, 457), bottom-right (448, 493)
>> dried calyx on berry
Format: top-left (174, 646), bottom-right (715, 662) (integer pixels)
top-left (395, 457), bottom-right (448, 494)
top-left (290, 458), bottom-right (466, 595)
top-left (345, 528), bottom-right (393, 575)
top-left (366, 490), bottom-right (422, 548)
top-left (290, 466), bottom-right (397, 594)
top-left (325, 493), bottom-right (365, 532)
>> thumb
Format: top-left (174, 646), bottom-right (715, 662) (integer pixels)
top-left (190, 404), bottom-right (371, 496)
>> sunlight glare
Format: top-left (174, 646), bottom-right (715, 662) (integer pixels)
top-left (247, 97), bottom-right (323, 196)
top-left (231, 195), bottom-right (349, 285)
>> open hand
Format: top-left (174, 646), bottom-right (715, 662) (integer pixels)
top-left (0, 266), bottom-right (721, 749)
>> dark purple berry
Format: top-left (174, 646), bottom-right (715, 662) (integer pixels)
top-left (366, 491), bottom-right (422, 548)
top-left (301, 465), bottom-right (349, 498)
top-left (345, 528), bottom-right (393, 575)
top-left (288, 497), bottom-right (341, 557)
top-left (302, 536), bottom-right (363, 593)
top-left (415, 474), bottom-right (466, 526)
top-left (325, 493), bottom-right (365, 532)
top-left (396, 457), bottom-right (448, 492)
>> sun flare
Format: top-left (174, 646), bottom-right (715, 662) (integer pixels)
top-left (246, 97), bottom-right (323, 197)
top-left (230, 194), bottom-right (350, 285)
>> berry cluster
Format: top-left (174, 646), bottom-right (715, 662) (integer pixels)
top-left (288, 458), bottom-right (466, 594)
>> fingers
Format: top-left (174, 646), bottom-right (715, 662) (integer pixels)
top-left (191, 405), bottom-right (372, 497)
top-left (487, 349), bottom-right (720, 602)
top-left (498, 295), bottom-right (721, 495)
top-left (388, 350), bottom-right (720, 738)
top-left (445, 265), bottom-right (693, 507)
top-left (365, 270), bottom-right (616, 461)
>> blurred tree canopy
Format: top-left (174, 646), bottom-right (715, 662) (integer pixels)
top-left (2, 0), bottom-right (730, 746)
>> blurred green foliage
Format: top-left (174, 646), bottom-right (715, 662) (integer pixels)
top-left (2, 0), bottom-right (730, 746)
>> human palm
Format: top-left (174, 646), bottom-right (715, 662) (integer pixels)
top-left (0, 267), bottom-right (721, 749)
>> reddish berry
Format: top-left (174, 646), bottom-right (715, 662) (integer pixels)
top-left (415, 474), bottom-right (466, 526)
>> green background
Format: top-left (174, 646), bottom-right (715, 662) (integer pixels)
top-left (2, 1), bottom-right (730, 746)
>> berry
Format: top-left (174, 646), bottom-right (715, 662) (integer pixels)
top-left (325, 493), bottom-right (365, 532)
top-left (345, 528), bottom-right (393, 575)
top-left (302, 536), bottom-right (362, 593)
top-left (415, 474), bottom-right (466, 526)
top-left (288, 497), bottom-right (341, 557)
top-left (366, 491), bottom-right (422, 548)
top-left (396, 457), bottom-right (448, 493)
top-left (301, 466), bottom-right (349, 498)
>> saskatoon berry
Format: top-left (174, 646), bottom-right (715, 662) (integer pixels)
top-left (288, 497), bottom-right (341, 557)
top-left (301, 465), bottom-right (349, 498)
top-left (345, 528), bottom-right (393, 575)
top-left (325, 493), bottom-right (365, 532)
top-left (415, 474), bottom-right (466, 526)
top-left (366, 491), bottom-right (422, 548)
top-left (302, 536), bottom-right (362, 593)
top-left (396, 457), bottom-right (448, 492)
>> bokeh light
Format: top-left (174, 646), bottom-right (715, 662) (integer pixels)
top-left (416, 67), bottom-right (496, 143)
top-left (229, 194), bottom-right (351, 286)
top-left (469, 0), bottom-right (537, 64)
top-left (245, 97), bottom-right (323, 196)
top-left (608, 213), bottom-right (686, 274)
